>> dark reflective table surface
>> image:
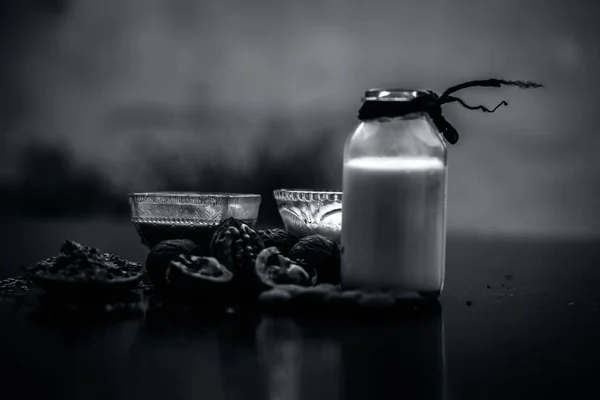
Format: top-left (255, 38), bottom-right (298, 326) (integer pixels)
top-left (1, 218), bottom-right (599, 399)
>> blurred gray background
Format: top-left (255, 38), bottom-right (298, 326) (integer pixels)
top-left (1, 0), bottom-right (599, 238)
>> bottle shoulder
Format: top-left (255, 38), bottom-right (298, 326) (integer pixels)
top-left (344, 117), bottom-right (446, 161)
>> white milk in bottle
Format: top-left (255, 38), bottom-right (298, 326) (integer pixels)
top-left (341, 89), bottom-right (448, 298)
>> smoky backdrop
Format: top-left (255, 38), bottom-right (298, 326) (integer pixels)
top-left (0, 0), bottom-right (599, 238)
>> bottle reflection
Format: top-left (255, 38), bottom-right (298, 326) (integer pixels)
top-left (253, 303), bottom-right (445, 400)
top-left (337, 301), bottom-right (446, 400)
top-left (256, 316), bottom-right (342, 400)
top-left (256, 317), bottom-right (303, 400)
top-left (130, 296), bottom-right (445, 400)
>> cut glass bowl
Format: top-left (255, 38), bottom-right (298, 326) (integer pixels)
top-left (129, 192), bottom-right (261, 249)
top-left (273, 189), bottom-right (342, 242)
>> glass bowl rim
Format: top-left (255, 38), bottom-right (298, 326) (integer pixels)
top-left (273, 189), bottom-right (342, 195)
top-left (129, 192), bottom-right (261, 199)
top-left (273, 189), bottom-right (342, 202)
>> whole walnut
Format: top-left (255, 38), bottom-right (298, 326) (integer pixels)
top-left (257, 229), bottom-right (298, 257)
top-left (146, 239), bottom-right (199, 288)
top-left (289, 235), bottom-right (341, 285)
top-left (209, 218), bottom-right (264, 274)
top-left (209, 218), bottom-right (265, 303)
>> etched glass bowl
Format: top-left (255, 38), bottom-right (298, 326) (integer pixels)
top-left (129, 192), bottom-right (262, 249)
top-left (273, 189), bottom-right (342, 242)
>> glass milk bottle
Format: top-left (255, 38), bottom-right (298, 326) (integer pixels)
top-left (341, 89), bottom-right (448, 299)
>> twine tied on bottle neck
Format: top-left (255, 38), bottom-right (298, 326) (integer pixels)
top-left (357, 79), bottom-right (544, 144)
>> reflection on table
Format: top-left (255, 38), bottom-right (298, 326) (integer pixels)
top-left (127, 298), bottom-right (445, 400)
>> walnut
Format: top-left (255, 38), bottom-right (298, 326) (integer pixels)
top-left (257, 229), bottom-right (298, 256)
top-left (288, 235), bottom-right (341, 285)
top-left (146, 239), bottom-right (199, 288)
top-left (255, 247), bottom-right (315, 289)
top-left (209, 218), bottom-right (264, 273)
top-left (166, 254), bottom-right (234, 299)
